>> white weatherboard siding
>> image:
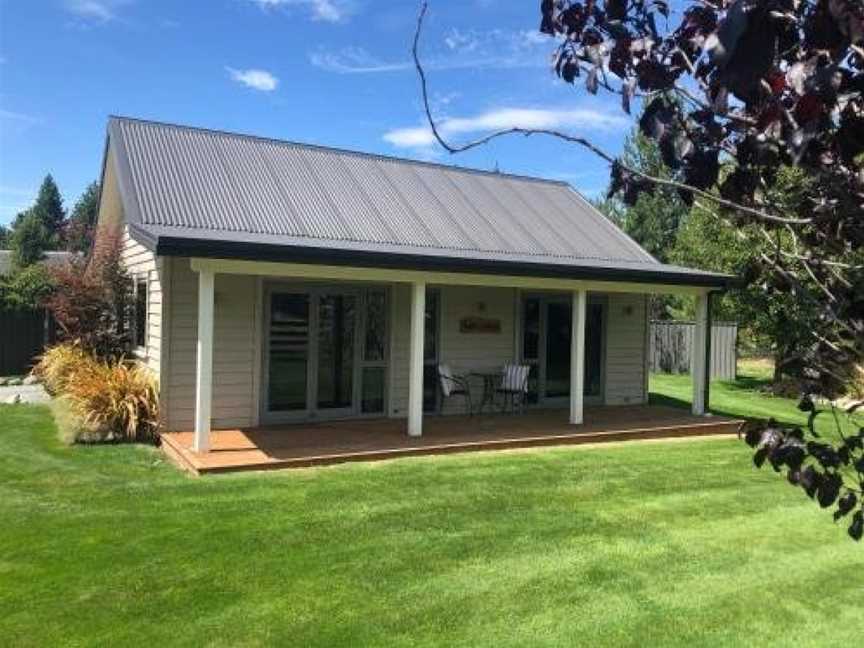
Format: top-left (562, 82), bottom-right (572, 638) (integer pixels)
top-left (163, 258), bottom-right (259, 431)
top-left (121, 227), bottom-right (163, 376)
top-left (604, 293), bottom-right (648, 405)
top-left (389, 285), bottom-right (518, 416)
top-left (438, 286), bottom-right (517, 415)
top-left (153, 259), bottom-right (648, 429)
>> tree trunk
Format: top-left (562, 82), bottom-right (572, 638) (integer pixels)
top-left (773, 353), bottom-right (784, 384)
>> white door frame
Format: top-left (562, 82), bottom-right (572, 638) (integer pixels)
top-left (519, 291), bottom-right (607, 408)
top-left (260, 282), bottom-right (390, 425)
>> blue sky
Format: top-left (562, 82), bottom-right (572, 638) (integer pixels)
top-left (0, 0), bottom-right (632, 226)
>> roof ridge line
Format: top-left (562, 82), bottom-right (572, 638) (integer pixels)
top-left (108, 114), bottom-right (572, 188)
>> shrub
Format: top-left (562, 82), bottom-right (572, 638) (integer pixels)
top-left (50, 396), bottom-right (107, 445)
top-left (64, 359), bottom-right (159, 442)
top-left (36, 342), bottom-right (160, 442)
top-left (33, 344), bottom-right (93, 395)
top-left (44, 227), bottom-right (132, 361)
top-left (0, 263), bottom-right (54, 311)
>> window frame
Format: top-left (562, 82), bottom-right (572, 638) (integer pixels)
top-left (133, 275), bottom-right (148, 354)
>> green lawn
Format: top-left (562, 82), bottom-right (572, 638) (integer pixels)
top-left (651, 359), bottom-right (858, 438)
top-left (2, 376), bottom-right (863, 646)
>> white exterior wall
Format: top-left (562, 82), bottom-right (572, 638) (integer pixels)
top-left (120, 227), bottom-right (163, 376)
top-left (153, 262), bottom-right (648, 427)
top-left (390, 285), bottom-right (518, 416)
top-left (162, 258), bottom-right (259, 431)
top-left (438, 286), bottom-right (517, 414)
top-left (604, 292), bottom-right (649, 405)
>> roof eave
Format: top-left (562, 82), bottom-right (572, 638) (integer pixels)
top-left (146, 231), bottom-right (736, 290)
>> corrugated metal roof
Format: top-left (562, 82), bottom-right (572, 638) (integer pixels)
top-left (107, 116), bottom-right (733, 287)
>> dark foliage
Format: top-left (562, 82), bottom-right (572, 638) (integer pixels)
top-left (742, 405), bottom-right (863, 540)
top-left (44, 228), bottom-right (132, 361)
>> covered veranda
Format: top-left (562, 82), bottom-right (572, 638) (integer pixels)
top-left (174, 256), bottom-right (726, 471)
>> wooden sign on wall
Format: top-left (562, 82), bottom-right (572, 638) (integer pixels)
top-left (459, 316), bottom-right (502, 334)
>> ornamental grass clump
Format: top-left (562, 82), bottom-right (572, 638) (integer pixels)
top-left (33, 344), bottom-right (93, 396)
top-left (64, 359), bottom-right (159, 442)
top-left (34, 343), bottom-right (159, 443)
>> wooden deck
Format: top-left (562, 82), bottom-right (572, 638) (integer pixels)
top-left (160, 405), bottom-right (743, 475)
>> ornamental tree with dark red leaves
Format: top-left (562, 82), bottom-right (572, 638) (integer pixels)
top-left (413, 0), bottom-right (864, 539)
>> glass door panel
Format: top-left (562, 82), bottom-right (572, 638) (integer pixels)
top-left (522, 295), bottom-right (606, 407)
top-left (317, 294), bottom-right (356, 411)
top-left (544, 300), bottom-right (571, 399)
top-left (585, 304), bottom-right (604, 397)
top-left (268, 293), bottom-right (310, 412)
top-left (423, 289), bottom-right (440, 412)
top-left (523, 298), bottom-right (541, 404)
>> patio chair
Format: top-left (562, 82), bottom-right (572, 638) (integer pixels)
top-left (438, 364), bottom-right (473, 416)
top-left (496, 364), bottom-right (531, 414)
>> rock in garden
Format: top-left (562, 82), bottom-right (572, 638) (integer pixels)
top-left (6, 378), bottom-right (23, 386)
top-left (22, 375), bottom-right (40, 386)
top-left (4, 394), bottom-right (22, 405)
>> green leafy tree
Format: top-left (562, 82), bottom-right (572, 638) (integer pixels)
top-left (611, 129), bottom-right (689, 266)
top-left (0, 224), bottom-right (9, 248)
top-left (0, 263), bottom-right (54, 310)
top-left (66, 181), bottom-right (100, 253)
top-left (25, 175), bottom-right (66, 247)
top-left (672, 183), bottom-right (821, 384)
top-left (9, 210), bottom-right (50, 269)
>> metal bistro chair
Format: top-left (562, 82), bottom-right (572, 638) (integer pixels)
top-left (496, 364), bottom-right (531, 414)
top-left (438, 364), bottom-right (473, 416)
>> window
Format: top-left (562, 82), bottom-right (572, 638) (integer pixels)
top-left (360, 289), bottom-right (388, 415)
top-left (134, 278), bottom-right (147, 349)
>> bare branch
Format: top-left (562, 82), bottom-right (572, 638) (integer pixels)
top-left (412, 1), bottom-right (812, 227)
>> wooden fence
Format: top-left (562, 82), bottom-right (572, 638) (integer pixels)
top-left (0, 309), bottom-right (56, 376)
top-left (649, 320), bottom-right (738, 381)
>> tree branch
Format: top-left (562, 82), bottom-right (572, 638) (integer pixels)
top-left (412, 1), bottom-right (813, 227)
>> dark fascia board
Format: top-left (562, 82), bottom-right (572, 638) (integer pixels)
top-left (131, 225), bottom-right (738, 289)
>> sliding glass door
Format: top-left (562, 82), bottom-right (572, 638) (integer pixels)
top-left (521, 294), bottom-right (606, 407)
top-left (264, 285), bottom-right (387, 423)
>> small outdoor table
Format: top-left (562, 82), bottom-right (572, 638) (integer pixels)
top-left (469, 369), bottom-right (503, 415)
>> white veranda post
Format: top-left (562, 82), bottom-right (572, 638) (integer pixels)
top-left (408, 281), bottom-right (426, 437)
top-left (194, 268), bottom-right (215, 453)
top-left (570, 289), bottom-right (587, 425)
top-left (691, 292), bottom-right (709, 416)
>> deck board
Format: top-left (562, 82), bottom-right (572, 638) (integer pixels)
top-left (160, 405), bottom-right (743, 475)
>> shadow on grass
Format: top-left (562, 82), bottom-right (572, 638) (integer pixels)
top-left (648, 387), bottom-right (803, 429)
top-left (721, 375), bottom-right (773, 392)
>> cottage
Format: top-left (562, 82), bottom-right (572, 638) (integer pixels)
top-left (97, 116), bottom-right (738, 472)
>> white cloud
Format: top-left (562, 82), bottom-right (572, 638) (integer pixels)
top-left (383, 107), bottom-right (627, 149)
top-left (64, 0), bottom-right (129, 23)
top-left (250, 0), bottom-right (350, 23)
top-left (309, 47), bottom-right (413, 74)
top-left (226, 67), bottom-right (279, 92)
top-left (311, 29), bottom-right (550, 74)
top-left (0, 109), bottom-right (39, 124)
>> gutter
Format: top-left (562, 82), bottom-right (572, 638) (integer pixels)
top-left (128, 227), bottom-right (738, 290)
